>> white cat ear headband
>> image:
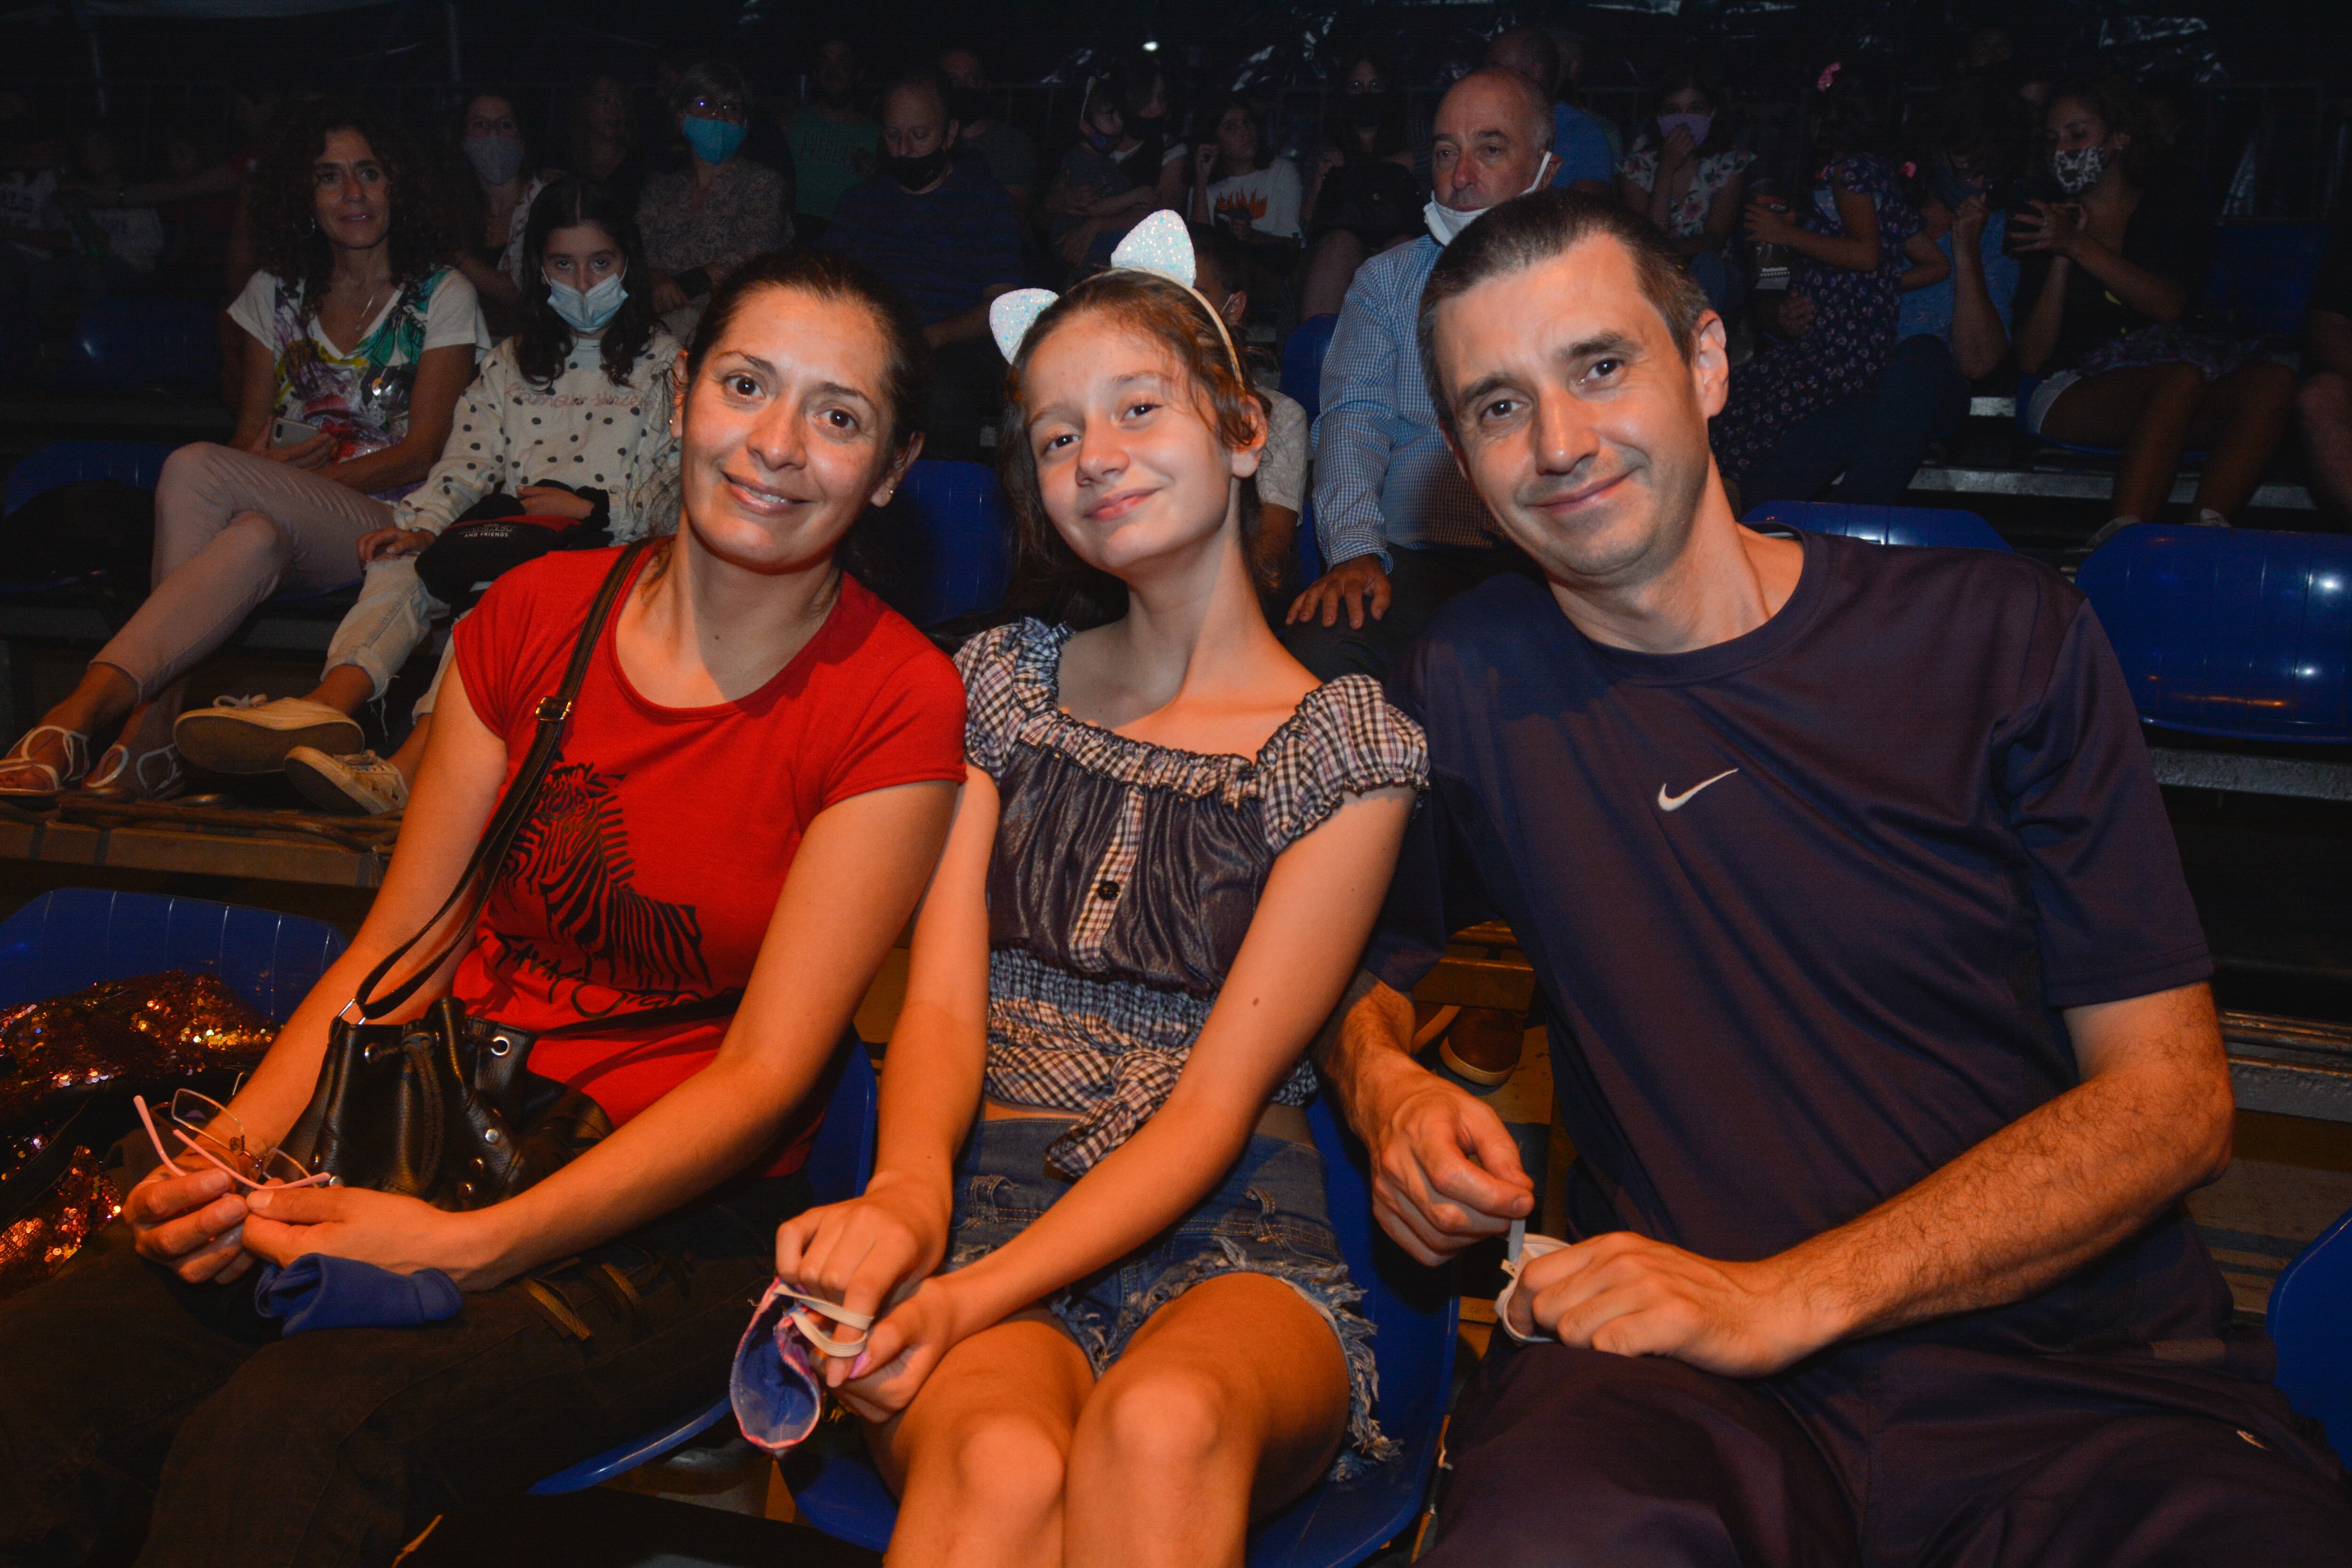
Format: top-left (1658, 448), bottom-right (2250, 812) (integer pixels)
top-left (988, 208), bottom-right (1244, 373)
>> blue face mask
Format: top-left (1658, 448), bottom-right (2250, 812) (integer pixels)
top-left (682, 116), bottom-right (747, 166)
top-left (547, 271), bottom-right (628, 333)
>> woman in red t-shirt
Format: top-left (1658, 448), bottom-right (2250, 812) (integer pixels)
top-left (0, 252), bottom-right (967, 1563)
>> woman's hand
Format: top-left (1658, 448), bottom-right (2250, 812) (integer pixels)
top-left (2010, 199), bottom-right (2084, 258)
top-left (772, 1175), bottom-right (948, 1380)
top-left (1743, 199), bottom-right (1800, 246)
top-left (240, 1184), bottom-right (496, 1288)
top-left (125, 1165), bottom-right (254, 1284)
top-left (517, 485), bottom-right (596, 520)
top-left (831, 1273), bottom-right (977, 1421)
top-left (652, 277), bottom-right (689, 314)
top-left (267, 433), bottom-right (335, 470)
top-left (357, 526), bottom-right (436, 565)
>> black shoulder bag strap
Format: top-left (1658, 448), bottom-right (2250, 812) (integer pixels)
top-left (342, 540), bottom-right (737, 1032)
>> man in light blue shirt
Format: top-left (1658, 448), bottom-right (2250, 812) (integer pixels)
top-left (1284, 68), bottom-right (1557, 680)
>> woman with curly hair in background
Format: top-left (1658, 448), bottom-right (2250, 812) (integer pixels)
top-left (0, 99), bottom-right (483, 799)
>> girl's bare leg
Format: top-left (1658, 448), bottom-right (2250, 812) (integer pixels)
top-left (2186, 361), bottom-right (2299, 518)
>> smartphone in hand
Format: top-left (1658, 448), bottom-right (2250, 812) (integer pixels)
top-left (270, 417), bottom-right (323, 450)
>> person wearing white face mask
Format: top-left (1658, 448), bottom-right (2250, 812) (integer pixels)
top-left (448, 89), bottom-right (558, 335)
top-left (2012, 79), bottom-right (2298, 550)
top-left (177, 178), bottom-right (683, 816)
top-left (1282, 67), bottom-right (1555, 681)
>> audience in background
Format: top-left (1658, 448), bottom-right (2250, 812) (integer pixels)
top-left (1300, 51), bottom-right (1422, 320)
top-left (1708, 64), bottom-right (1926, 505)
top-left (1616, 65), bottom-right (1750, 311)
top-left (939, 45), bottom-right (1036, 223)
top-left (566, 75), bottom-right (655, 216)
top-left (1192, 222), bottom-right (1308, 597)
top-left (1741, 83), bottom-right (2018, 508)
top-left (2300, 224), bottom-right (2352, 523)
top-left (1286, 68), bottom-right (1555, 681)
top-left (61, 124), bottom-right (163, 289)
top-left (155, 121), bottom-right (238, 281)
top-left (638, 59), bottom-right (789, 340)
top-left (1487, 25), bottom-right (1616, 195)
top-left (0, 101), bottom-right (481, 801)
top-left (0, 119), bottom-right (79, 356)
top-left (1191, 96), bottom-right (1303, 248)
top-left (2014, 80), bottom-right (2299, 549)
top-left (785, 39), bottom-right (878, 241)
top-left (1043, 65), bottom-right (1186, 272)
top-left (825, 70), bottom-right (1023, 462)
top-left (448, 89), bottom-right (557, 334)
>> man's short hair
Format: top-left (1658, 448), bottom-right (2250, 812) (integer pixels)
top-left (1416, 191), bottom-right (1711, 432)
top-left (883, 68), bottom-right (952, 124)
top-left (1486, 25), bottom-right (1561, 98)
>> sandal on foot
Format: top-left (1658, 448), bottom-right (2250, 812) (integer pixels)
top-left (86, 742), bottom-right (185, 802)
top-left (0, 724), bottom-right (92, 797)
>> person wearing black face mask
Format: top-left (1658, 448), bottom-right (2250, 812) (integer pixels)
top-left (1300, 53), bottom-right (1422, 319)
top-left (823, 69), bottom-right (1023, 462)
top-left (940, 45), bottom-right (1037, 223)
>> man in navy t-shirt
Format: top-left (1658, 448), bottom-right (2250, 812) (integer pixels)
top-left (1314, 191), bottom-right (2352, 1566)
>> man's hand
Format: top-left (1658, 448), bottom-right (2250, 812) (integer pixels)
top-left (1505, 1231), bottom-right (1838, 1377)
top-left (1285, 555), bottom-right (1392, 630)
top-left (357, 526), bottom-right (435, 565)
top-left (1359, 1067), bottom-right (1534, 1266)
top-left (126, 1165), bottom-right (253, 1284)
top-left (241, 1184), bottom-right (493, 1288)
top-left (517, 485), bottom-right (596, 520)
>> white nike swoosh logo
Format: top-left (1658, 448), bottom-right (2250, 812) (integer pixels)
top-left (1657, 768), bottom-right (1739, 812)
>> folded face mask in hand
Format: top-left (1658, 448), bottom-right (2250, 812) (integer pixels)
top-left (1493, 1231), bottom-right (1569, 1345)
top-left (730, 1278), bottom-right (876, 1452)
top-left (254, 1254), bottom-right (462, 1337)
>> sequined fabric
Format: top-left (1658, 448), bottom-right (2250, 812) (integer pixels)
top-left (0, 971), bottom-right (276, 1128)
top-left (0, 1148), bottom-right (117, 1299)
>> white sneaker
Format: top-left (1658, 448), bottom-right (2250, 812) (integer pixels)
top-left (284, 748), bottom-right (407, 816)
top-left (174, 696), bottom-right (364, 775)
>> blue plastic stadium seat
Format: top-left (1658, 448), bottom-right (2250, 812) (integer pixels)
top-left (529, 1042), bottom-right (878, 1496)
top-left (57, 296), bottom-right (220, 389)
top-left (1741, 500), bottom-right (2011, 552)
top-left (4, 438), bottom-right (178, 517)
top-left (2269, 1202), bottom-right (2352, 1462)
top-left (0, 887), bottom-right (344, 1021)
top-left (2207, 221), bottom-right (2332, 339)
top-left (2074, 525), bottom-right (2352, 744)
top-left (790, 1090), bottom-right (1458, 1567)
top-left (893, 460), bottom-right (1012, 628)
top-left (1283, 313), bottom-right (1340, 426)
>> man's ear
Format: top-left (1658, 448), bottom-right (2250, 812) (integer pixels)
top-left (1690, 312), bottom-right (1729, 420)
top-left (943, 120), bottom-right (961, 151)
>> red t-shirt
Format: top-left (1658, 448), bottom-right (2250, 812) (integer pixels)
top-left (451, 546), bottom-right (965, 1175)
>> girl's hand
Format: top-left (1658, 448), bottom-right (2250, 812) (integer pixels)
top-left (1659, 124), bottom-right (1698, 173)
top-left (357, 526), bottom-right (435, 565)
top-left (1774, 291), bottom-right (1817, 338)
top-left (831, 1273), bottom-right (974, 1421)
top-left (772, 1176), bottom-right (947, 1377)
top-left (267, 433), bottom-right (335, 470)
top-left (2010, 200), bottom-right (2083, 257)
top-left (1952, 193), bottom-right (1989, 250)
top-left (240, 1184), bottom-right (493, 1287)
top-left (651, 277), bottom-right (688, 314)
top-left (1743, 200), bottom-right (1799, 245)
top-left (1194, 141), bottom-right (1221, 183)
top-left (1317, 147), bottom-right (1348, 178)
top-left (517, 485), bottom-right (596, 520)
top-left (124, 1164), bottom-right (254, 1284)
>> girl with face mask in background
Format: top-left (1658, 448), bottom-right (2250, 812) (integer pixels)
top-left (1615, 66), bottom-right (1755, 312)
top-left (448, 89), bottom-right (556, 334)
top-left (2011, 79), bottom-right (2298, 548)
top-left (1299, 51), bottom-right (1422, 318)
top-left (180, 177), bottom-right (683, 818)
top-left (638, 58), bottom-right (789, 339)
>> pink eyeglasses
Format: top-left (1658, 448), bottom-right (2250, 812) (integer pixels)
top-left (134, 1089), bottom-right (333, 1191)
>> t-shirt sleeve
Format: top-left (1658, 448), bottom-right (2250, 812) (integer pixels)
top-left (451, 562), bottom-right (540, 738)
top-left (1258, 392), bottom-right (1307, 513)
top-left (422, 268), bottom-right (491, 352)
top-left (226, 269), bottom-right (281, 349)
top-left (820, 645), bottom-right (969, 811)
top-left (2000, 597), bottom-right (2213, 1008)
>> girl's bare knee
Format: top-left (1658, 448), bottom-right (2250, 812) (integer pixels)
top-left (941, 1411), bottom-right (1069, 1517)
top-left (1076, 1363), bottom-right (1232, 1478)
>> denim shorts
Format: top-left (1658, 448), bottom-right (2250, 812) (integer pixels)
top-left (944, 1115), bottom-right (1395, 1478)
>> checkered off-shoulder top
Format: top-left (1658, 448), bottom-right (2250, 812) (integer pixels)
top-left (955, 620), bottom-right (1429, 1178)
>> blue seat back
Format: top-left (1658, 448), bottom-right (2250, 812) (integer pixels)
top-left (891, 460), bottom-right (1012, 628)
top-left (792, 1090), bottom-right (1460, 1567)
top-left (58, 297), bottom-right (220, 389)
top-left (1284, 314), bottom-right (1340, 426)
top-left (2206, 222), bottom-right (2332, 338)
top-left (2267, 1203), bottom-right (2352, 1461)
top-left (0, 888), bottom-right (343, 1023)
top-left (1742, 500), bottom-right (2011, 552)
top-left (2075, 525), bottom-right (2352, 744)
top-left (4, 439), bottom-right (178, 517)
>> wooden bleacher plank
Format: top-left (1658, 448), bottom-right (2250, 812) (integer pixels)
top-left (0, 810), bottom-right (389, 887)
top-left (1909, 465), bottom-right (2316, 511)
top-left (2153, 748), bottom-right (2352, 803)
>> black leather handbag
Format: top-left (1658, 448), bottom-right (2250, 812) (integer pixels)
top-left (283, 541), bottom-right (740, 1210)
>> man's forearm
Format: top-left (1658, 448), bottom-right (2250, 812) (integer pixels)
top-left (1771, 986), bottom-right (2233, 1344)
top-left (1313, 971), bottom-right (1418, 1143)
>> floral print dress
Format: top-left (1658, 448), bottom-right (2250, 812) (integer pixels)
top-left (1710, 153), bottom-right (1920, 488)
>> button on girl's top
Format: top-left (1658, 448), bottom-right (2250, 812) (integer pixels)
top-left (957, 620), bottom-right (1429, 1178)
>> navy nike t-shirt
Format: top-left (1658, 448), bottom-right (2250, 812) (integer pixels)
top-left (1368, 531), bottom-right (2232, 1352)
